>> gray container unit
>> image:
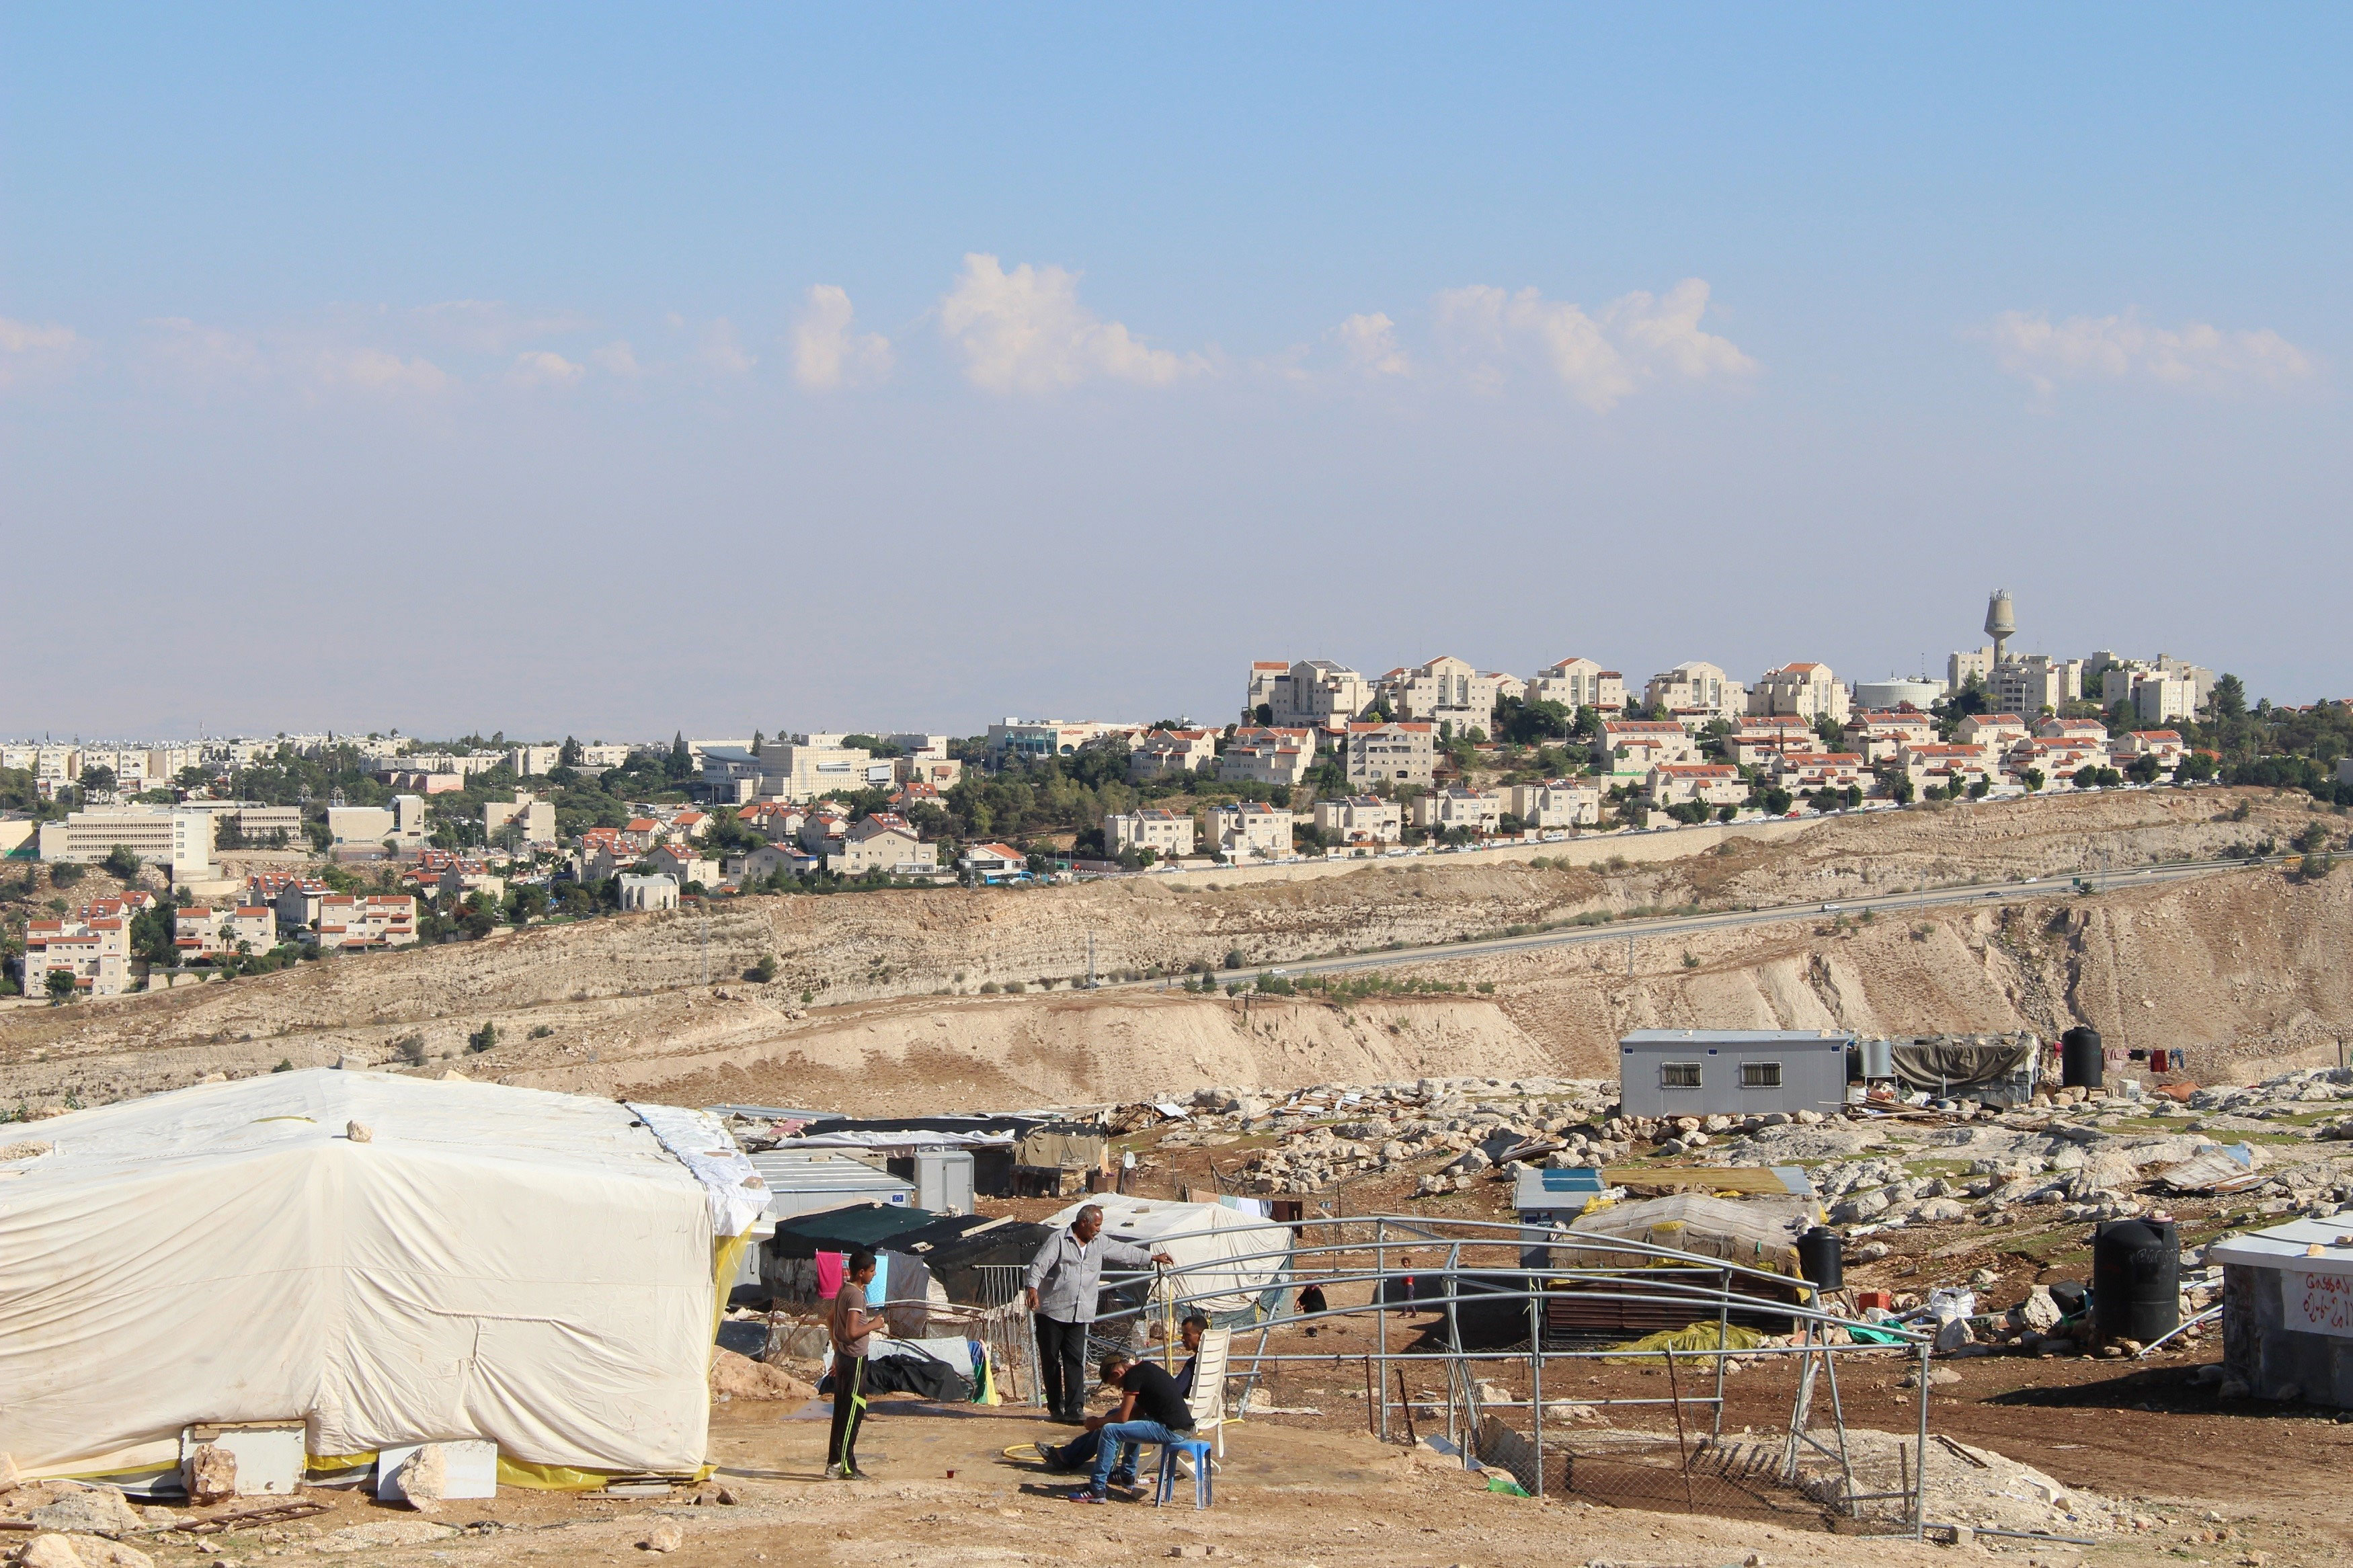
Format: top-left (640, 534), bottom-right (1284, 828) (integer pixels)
top-left (748, 1149), bottom-right (918, 1222)
top-left (912, 1149), bottom-right (974, 1215)
top-left (1618, 1029), bottom-right (1855, 1119)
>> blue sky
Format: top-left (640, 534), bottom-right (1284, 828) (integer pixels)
top-left (5, 4), bottom-right (2348, 739)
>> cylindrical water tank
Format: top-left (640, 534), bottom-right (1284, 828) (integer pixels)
top-left (1859, 1038), bottom-right (1895, 1080)
top-left (2091, 1217), bottom-right (2179, 1344)
top-left (1798, 1227), bottom-right (1843, 1292)
top-left (2062, 1026), bottom-right (2104, 1089)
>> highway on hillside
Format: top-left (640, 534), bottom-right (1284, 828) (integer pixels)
top-left (1123, 854), bottom-right (2284, 986)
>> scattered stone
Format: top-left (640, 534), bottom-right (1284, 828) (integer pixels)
top-left (15, 1536), bottom-right (85, 1568)
top-left (345, 1120), bottom-right (373, 1145)
top-left (640, 1521), bottom-right (684, 1553)
top-left (28, 1487), bottom-right (144, 1538)
top-left (65, 1539), bottom-right (152, 1568)
top-left (315, 1520), bottom-right (461, 1554)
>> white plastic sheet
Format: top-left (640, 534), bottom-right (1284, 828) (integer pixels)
top-left (0, 1070), bottom-right (721, 1480)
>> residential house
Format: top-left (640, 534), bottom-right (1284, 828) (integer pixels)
top-left (958, 842), bottom-right (1031, 883)
top-left (2015, 739), bottom-right (2107, 786)
top-left (1313, 795), bottom-right (1403, 845)
top-left (1954, 714), bottom-right (2032, 757)
top-left (2114, 731), bottom-right (2186, 770)
top-left (271, 878), bottom-right (335, 932)
top-left (1642, 662), bottom-right (1746, 724)
top-left (311, 894), bottom-right (418, 952)
top-left (1105, 808), bottom-right (1195, 859)
top-left (1506, 779), bottom-right (1602, 829)
top-left (828, 814), bottom-right (939, 878)
top-left (1847, 710), bottom-right (1938, 764)
top-left (1773, 752), bottom-right (1868, 794)
top-left (729, 841), bottom-right (819, 882)
top-left (622, 818), bottom-right (663, 851)
top-left (1527, 657), bottom-right (1627, 716)
top-left (886, 781), bottom-right (944, 813)
top-left (735, 801), bottom-right (807, 843)
top-left (1724, 717), bottom-right (1823, 768)
top-left (1343, 721), bottom-right (1436, 788)
top-left (1204, 802), bottom-right (1294, 860)
top-left (22, 916), bottom-right (132, 997)
top-left (175, 903), bottom-right (278, 962)
top-left (1595, 720), bottom-right (1697, 780)
top-left (1380, 657), bottom-right (1502, 735)
top-left (1896, 741), bottom-right (1998, 795)
top-left (1218, 727), bottom-right (1316, 788)
top-left (483, 791), bottom-right (557, 848)
top-left (797, 806), bottom-right (850, 858)
top-left (642, 843), bottom-right (719, 888)
top-left (1129, 729), bottom-right (1219, 781)
top-left (1646, 764), bottom-right (1749, 809)
top-left (1410, 787), bottom-right (1505, 836)
top-left (1747, 663), bottom-right (1851, 726)
top-left (617, 873), bottom-right (680, 911)
top-left (1250, 659), bottom-right (1373, 729)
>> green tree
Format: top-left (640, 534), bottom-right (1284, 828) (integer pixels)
top-left (79, 764), bottom-right (117, 798)
top-left (46, 968), bottom-right (77, 1003)
top-left (1760, 786), bottom-right (1793, 815)
top-left (102, 844), bottom-right (142, 880)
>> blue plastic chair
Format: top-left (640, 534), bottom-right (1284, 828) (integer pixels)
top-left (1155, 1438), bottom-right (1215, 1509)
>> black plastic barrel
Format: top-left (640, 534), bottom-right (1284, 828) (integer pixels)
top-left (2091, 1217), bottom-right (2179, 1344)
top-left (1798, 1227), bottom-right (1843, 1291)
top-left (2061, 1026), bottom-right (2105, 1090)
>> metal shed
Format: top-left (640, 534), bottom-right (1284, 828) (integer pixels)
top-left (2213, 1216), bottom-right (2353, 1407)
top-left (1617, 1029), bottom-right (1854, 1118)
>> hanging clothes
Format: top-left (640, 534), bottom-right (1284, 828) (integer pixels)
top-left (815, 1250), bottom-right (846, 1301)
top-left (865, 1251), bottom-right (889, 1307)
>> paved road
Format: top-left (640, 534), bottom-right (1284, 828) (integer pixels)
top-left (1124, 853), bottom-right (2281, 986)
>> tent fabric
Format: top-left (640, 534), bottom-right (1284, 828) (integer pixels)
top-left (626, 1102), bottom-right (770, 1237)
top-left (1560, 1193), bottom-right (1813, 1278)
top-left (1043, 1196), bottom-right (1292, 1322)
top-left (0, 1070), bottom-right (722, 1481)
top-left (1888, 1039), bottom-right (2036, 1095)
top-left (771, 1204), bottom-right (951, 1254)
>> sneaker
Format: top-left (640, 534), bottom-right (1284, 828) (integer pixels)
top-left (822, 1462), bottom-right (842, 1479)
top-left (1105, 1469), bottom-right (1137, 1489)
top-left (841, 1467), bottom-right (871, 1481)
top-left (1067, 1488), bottom-right (1106, 1505)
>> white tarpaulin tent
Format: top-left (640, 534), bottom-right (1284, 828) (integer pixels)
top-left (0, 1069), bottom-right (765, 1485)
top-left (1044, 1195), bottom-right (1292, 1322)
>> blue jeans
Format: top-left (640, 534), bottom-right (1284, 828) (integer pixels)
top-left (1088, 1420), bottom-right (1189, 1494)
top-left (1049, 1429), bottom-right (1140, 1481)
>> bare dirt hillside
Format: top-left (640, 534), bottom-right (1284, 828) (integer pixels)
top-left (2, 788), bottom-right (2342, 1114)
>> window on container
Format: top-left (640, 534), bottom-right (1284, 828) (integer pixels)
top-left (1660, 1062), bottom-right (1702, 1089)
top-left (1741, 1061), bottom-right (1783, 1089)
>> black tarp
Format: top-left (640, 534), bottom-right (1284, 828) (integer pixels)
top-left (1890, 1038), bottom-right (2035, 1094)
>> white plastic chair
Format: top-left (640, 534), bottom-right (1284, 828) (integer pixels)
top-left (1184, 1326), bottom-right (1232, 1460)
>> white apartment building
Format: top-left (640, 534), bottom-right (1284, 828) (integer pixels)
top-left (1526, 657), bottom-right (1628, 714)
top-left (1343, 721), bottom-right (1436, 788)
top-left (1218, 727), bottom-right (1316, 788)
top-left (1248, 659), bottom-right (1373, 728)
top-left (1747, 663), bottom-right (1851, 726)
top-left (2114, 730), bottom-right (2187, 769)
top-left (1507, 779), bottom-right (1602, 829)
top-left (1105, 808), bottom-right (1195, 859)
top-left (1987, 655), bottom-right (2087, 716)
top-left (617, 874), bottom-right (680, 911)
top-left (1773, 752), bottom-right (1868, 793)
top-left (484, 791), bottom-right (558, 847)
top-left (1847, 710), bottom-right (1938, 764)
top-left (22, 915), bottom-right (132, 997)
top-left (1643, 661), bottom-right (1747, 723)
top-left (36, 807), bottom-right (215, 878)
top-left (175, 903), bottom-right (279, 962)
top-left (182, 800), bottom-right (303, 848)
top-left (309, 894), bottom-right (418, 952)
top-left (1312, 795), bottom-right (1403, 845)
top-left (575, 743), bottom-right (635, 769)
top-left (1410, 787), bottom-right (1505, 835)
top-left (1595, 720), bottom-right (1697, 779)
top-left (1948, 645), bottom-right (1995, 690)
top-left (2092, 654), bottom-right (2215, 722)
top-left (643, 844), bottom-right (721, 886)
top-left (1205, 802), bottom-right (1295, 860)
top-left (1380, 656), bottom-right (1502, 733)
top-left (828, 815), bottom-right (940, 878)
top-left (1646, 764), bottom-right (1749, 809)
top-left (751, 737), bottom-right (875, 802)
top-left (507, 745), bottom-right (564, 776)
top-left (1129, 729), bottom-right (1219, 780)
top-left (327, 794), bottom-right (428, 849)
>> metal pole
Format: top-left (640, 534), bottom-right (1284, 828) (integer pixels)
top-left (1528, 1278), bottom-right (1545, 1497)
top-left (1912, 1339), bottom-right (1933, 1538)
top-left (1374, 1219), bottom-right (1390, 1443)
top-left (1712, 1266), bottom-right (1730, 1438)
top-left (1665, 1346), bottom-right (1696, 1514)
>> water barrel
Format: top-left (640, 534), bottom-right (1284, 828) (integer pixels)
top-left (1798, 1227), bottom-right (1843, 1292)
top-left (2061, 1026), bottom-right (2104, 1090)
top-left (2091, 1217), bottom-right (2179, 1344)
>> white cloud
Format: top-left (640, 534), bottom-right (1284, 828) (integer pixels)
top-left (1332, 312), bottom-right (1410, 378)
top-left (696, 318), bottom-right (756, 376)
top-left (594, 340), bottom-right (641, 376)
top-left (792, 284), bottom-right (893, 390)
top-left (939, 253), bottom-right (1207, 393)
top-left (510, 349), bottom-right (586, 387)
top-left (410, 299), bottom-right (592, 354)
top-left (1978, 308), bottom-right (2316, 401)
top-left (1434, 278), bottom-right (1754, 411)
top-left (0, 316), bottom-right (87, 387)
top-left (314, 346), bottom-right (450, 395)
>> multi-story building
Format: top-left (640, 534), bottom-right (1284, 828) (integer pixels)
top-left (507, 745), bottom-right (564, 776)
top-left (1129, 729), bottom-right (1219, 781)
top-left (326, 794), bottom-right (428, 850)
top-left (1773, 752), bottom-right (1868, 794)
top-left (827, 814), bottom-right (939, 878)
top-left (1343, 721), bottom-right (1436, 788)
top-left (1410, 787), bottom-right (1505, 835)
top-left (1954, 713), bottom-right (2031, 755)
top-left (1204, 802), bottom-right (1295, 860)
top-left (1218, 727), bottom-right (1316, 788)
top-left (174, 903), bottom-right (279, 962)
top-left (1948, 644), bottom-right (1995, 691)
top-left (1506, 779), bottom-right (1602, 829)
top-left (22, 915), bottom-right (132, 997)
top-left (1312, 795), bottom-right (1403, 845)
top-left (1896, 741), bottom-right (1998, 794)
top-left (1646, 764), bottom-right (1749, 809)
top-left (1595, 720), bottom-right (1697, 779)
top-left (1642, 661), bottom-right (1746, 723)
top-left (642, 844), bottom-right (721, 887)
top-left (271, 878), bottom-right (335, 931)
top-left (1847, 710), bottom-right (1938, 764)
top-left (1723, 717), bottom-right (1823, 768)
top-left (1379, 656), bottom-right (1503, 735)
top-left (1248, 659), bottom-right (1373, 728)
top-left (309, 894), bottom-right (418, 952)
top-left (2114, 730), bottom-right (2187, 770)
top-left (984, 719), bottom-right (1146, 770)
top-left (575, 743), bottom-right (635, 770)
top-left (1105, 808), bottom-right (1195, 859)
top-left (1987, 655), bottom-right (2087, 717)
top-left (2091, 654), bottom-right (2215, 722)
top-left (893, 755), bottom-right (963, 790)
top-left (750, 737), bottom-right (875, 802)
top-left (1526, 657), bottom-right (1627, 715)
top-left (1747, 663), bottom-right (1851, 727)
top-left (35, 807), bottom-right (216, 879)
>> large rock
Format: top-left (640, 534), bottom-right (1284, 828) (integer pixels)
top-left (397, 1444), bottom-right (448, 1513)
top-left (15, 1536), bottom-right (85, 1568)
top-left (185, 1443), bottom-right (237, 1506)
top-left (2020, 1288), bottom-right (2062, 1330)
top-left (28, 1488), bottom-right (143, 1538)
top-left (65, 1539), bottom-right (153, 1568)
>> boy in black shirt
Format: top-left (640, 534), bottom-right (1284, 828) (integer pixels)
top-left (1068, 1352), bottom-right (1194, 1503)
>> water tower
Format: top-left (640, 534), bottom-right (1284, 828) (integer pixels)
top-left (1984, 589), bottom-right (2016, 665)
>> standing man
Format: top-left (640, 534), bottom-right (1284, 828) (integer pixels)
top-left (826, 1249), bottom-right (887, 1479)
top-left (1024, 1204), bottom-right (1174, 1424)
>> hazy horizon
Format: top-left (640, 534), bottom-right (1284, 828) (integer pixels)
top-left (7, 6), bottom-right (2347, 739)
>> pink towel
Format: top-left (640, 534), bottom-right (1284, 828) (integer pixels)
top-left (816, 1250), bottom-right (846, 1300)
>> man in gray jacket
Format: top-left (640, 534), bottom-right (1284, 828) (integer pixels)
top-left (1025, 1204), bottom-right (1174, 1423)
